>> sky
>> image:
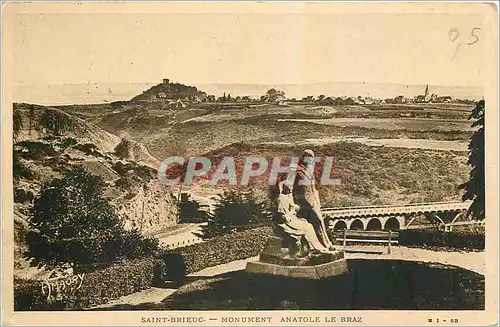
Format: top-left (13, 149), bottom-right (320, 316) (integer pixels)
top-left (7, 4), bottom-right (486, 88)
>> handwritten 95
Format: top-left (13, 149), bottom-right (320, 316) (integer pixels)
top-left (41, 273), bottom-right (85, 300)
top-left (449, 27), bottom-right (481, 59)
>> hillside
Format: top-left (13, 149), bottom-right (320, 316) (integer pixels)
top-left (161, 141), bottom-right (469, 208)
top-left (130, 79), bottom-right (207, 103)
top-left (12, 104), bottom-right (179, 242)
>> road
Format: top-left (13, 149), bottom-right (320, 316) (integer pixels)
top-left (154, 223), bottom-right (204, 248)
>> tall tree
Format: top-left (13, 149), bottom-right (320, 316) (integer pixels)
top-left (263, 89), bottom-right (285, 103)
top-left (460, 100), bottom-right (485, 220)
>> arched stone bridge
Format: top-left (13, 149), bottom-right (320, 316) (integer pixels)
top-left (322, 201), bottom-right (473, 231)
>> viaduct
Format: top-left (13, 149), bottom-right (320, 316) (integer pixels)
top-left (322, 201), bottom-right (477, 231)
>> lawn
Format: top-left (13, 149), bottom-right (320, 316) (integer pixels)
top-left (93, 259), bottom-right (484, 311)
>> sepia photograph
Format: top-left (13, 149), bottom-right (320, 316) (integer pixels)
top-left (1, 1), bottom-right (498, 326)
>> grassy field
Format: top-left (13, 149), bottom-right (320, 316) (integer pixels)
top-left (69, 101), bottom-right (472, 207)
top-left (55, 102), bottom-right (474, 159)
top-left (185, 141), bottom-right (469, 207)
top-left (16, 101), bottom-right (474, 209)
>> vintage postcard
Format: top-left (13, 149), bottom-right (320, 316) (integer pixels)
top-left (1, 1), bottom-right (498, 326)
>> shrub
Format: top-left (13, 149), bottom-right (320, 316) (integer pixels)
top-left (163, 226), bottom-right (273, 278)
top-left (14, 257), bottom-right (165, 310)
top-left (198, 190), bottom-right (271, 239)
top-left (17, 141), bottom-right (57, 159)
top-left (115, 175), bottom-right (137, 191)
top-left (26, 168), bottom-right (159, 268)
top-left (114, 139), bottom-right (133, 159)
top-left (399, 229), bottom-right (484, 251)
top-left (13, 152), bottom-right (35, 182)
top-left (39, 109), bottom-right (73, 135)
top-left (59, 137), bottom-right (78, 149)
top-left (177, 193), bottom-right (208, 223)
top-left (14, 278), bottom-right (49, 310)
top-left (14, 187), bottom-right (35, 204)
top-left (119, 229), bottom-right (161, 260)
top-left (74, 143), bottom-right (103, 157)
top-left (112, 161), bottom-right (153, 182)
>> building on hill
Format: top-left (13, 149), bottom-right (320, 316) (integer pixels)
top-left (364, 97), bottom-right (375, 105)
top-left (131, 79), bottom-right (206, 103)
top-left (415, 95), bottom-right (426, 103)
top-left (323, 97), bottom-right (335, 105)
top-left (333, 97), bottom-right (344, 105)
top-left (343, 97), bottom-right (356, 105)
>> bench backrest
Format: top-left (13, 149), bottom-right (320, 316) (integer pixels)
top-left (334, 230), bottom-right (399, 240)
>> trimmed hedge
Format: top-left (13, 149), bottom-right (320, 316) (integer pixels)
top-left (163, 226), bottom-right (273, 278)
top-left (14, 257), bottom-right (165, 311)
top-left (399, 229), bottom-right (485, 251)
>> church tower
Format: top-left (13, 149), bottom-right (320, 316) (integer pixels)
top-left (424, 84), bottom-right (430, 101)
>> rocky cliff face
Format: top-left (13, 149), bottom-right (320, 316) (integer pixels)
top-left (114, 138), bottom-right (160, 168)
top-left (114, 180), bottom-right (179, 234)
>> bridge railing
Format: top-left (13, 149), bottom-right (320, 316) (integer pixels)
top-left (322, 200), bottom-right (471, 212)
top-left (322, 201), bottom-right (471, 218)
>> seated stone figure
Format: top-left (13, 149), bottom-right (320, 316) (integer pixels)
top-left (273, 180), bottom-right (330, 257)
top-left (246, 180), bottom-right (348, 278)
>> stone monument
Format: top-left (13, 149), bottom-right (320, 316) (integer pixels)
top-left (246, 150), bottom-right (348, 279)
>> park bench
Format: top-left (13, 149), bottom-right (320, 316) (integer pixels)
top-left (333, 230), bottom-right (399, 254)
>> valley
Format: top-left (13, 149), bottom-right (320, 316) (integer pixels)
top-left (12, 81), bottom-right (477, 247)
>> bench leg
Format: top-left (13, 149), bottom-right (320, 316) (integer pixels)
top-left (388, 231), bottom-right (392, 254)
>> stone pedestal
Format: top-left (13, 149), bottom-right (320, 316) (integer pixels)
top-left (246, 236), bottom-right (348, 279)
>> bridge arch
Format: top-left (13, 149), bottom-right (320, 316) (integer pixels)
top-left (333, 220), bottom-right (348, 231)
top-left (349, 219), bottom-right (364, 230)
top-left (384, 217), bottom-right (401, 231)
top-left (366, 218), bottom-right (382, 231)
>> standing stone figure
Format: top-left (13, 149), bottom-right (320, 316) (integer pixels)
top-left (272, 180), bottom-right (330, 256)
top-left (293, 149), bottom-right (335, 250)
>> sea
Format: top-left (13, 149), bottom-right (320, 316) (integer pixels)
top-left (12, 81), bottom-right (483, 106)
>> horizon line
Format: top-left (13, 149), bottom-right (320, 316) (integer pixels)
top-left (14, 80), bottom-right (484, 89)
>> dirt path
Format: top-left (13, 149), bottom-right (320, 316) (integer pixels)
top-left (91, 246), bottom-right (484, 309)
top-left (278, 117), bottom-right (473, 131)
top-left (155, 224), bottom-right (204, 248)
